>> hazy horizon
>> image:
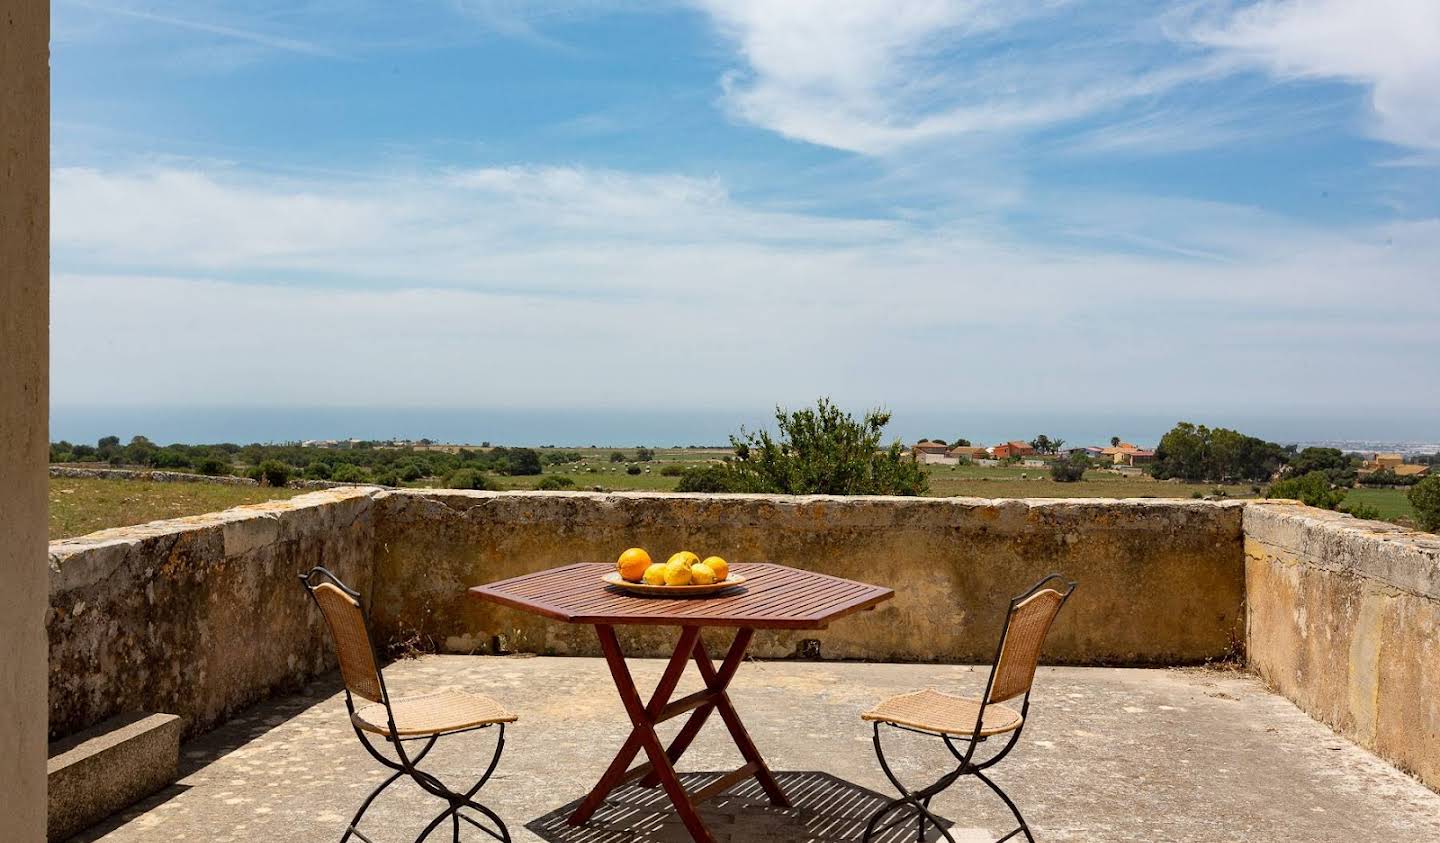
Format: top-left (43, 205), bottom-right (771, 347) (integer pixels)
top-left (49, 404), bottom-right (1440, 450)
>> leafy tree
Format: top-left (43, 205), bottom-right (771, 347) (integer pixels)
top-left (251, 459), bottom-right (292, 488)
top-left (305, 461), bottom-right (333, 480)
top-left (1358, 468), bottom-right (1421, 487)
top-left (1110, 436), bottom-right (1121, 447)
top-left (725, 398), bottom-right (928, 496)
top-left (927, 438), bottom-right (947, 446)
top-left (635, 447), bottom-right (656, 462)
top-left (1409, 476), bottom-right (1440, 532)
top-left (543, 450), bottom-right (583, 465)
top-left (98, 435), bottom-right (121, 449)
top-left (609, 451), bottom-right (627, 463)
top-left (444, 468), bottom-right (500, 490)
top-left (331, 464), bottom-right (368, 483)
top-left (1030, 435), bottom-right (1052, 454)
top-left (1150, 422), bottom-right (1288, 483)
top-left (399, 462), bottom-right (424, 482)
top-left (372, 469), bottom-right (401, 487)
top-left (952, 438), bottom-right (971, 447)
top-left (1051, 437), bottom-right (1065, 453)
top-left (149, 448), bottom-right (191, 469)
top-left (71, 444), bottom-right (96, 459)
top-left (495, 447), bottom-right (542, 476)
top-left (1049, 453), bottom-right (1089, 482)
top-left (1287, 447), bottom-right (1359, 487)
top-left (1267, 471), bottom-right (1346, 510)
top-left (195, 455), bottom-right (231, 476)
top-left (537, 475), bottom-right (576, 490)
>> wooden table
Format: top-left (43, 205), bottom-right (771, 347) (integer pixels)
top-left (469, 562), bottom-right (894, 843)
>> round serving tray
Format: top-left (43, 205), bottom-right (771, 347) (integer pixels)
top-left (602, 570), bottom-right (746, 597)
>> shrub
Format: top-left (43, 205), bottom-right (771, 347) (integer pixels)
top-left (1339, 501), bottom-right (1382, 521)
top-left (252, 459), bottom-right (292, 488)
top-left (1358, 469), bottom-right (1420, 487)
top-left (609, 451), bottom-right (627, 463)
top-left (305, 461), bottom-right (333, 480)
top-left (399, 463), bottom-right (424, 482)
top-left (626, 465), bottom-right (642, 475)
top-left (195, 456), bottom-right (232, 476)
top-left (1409, 476), bottom-right (1440, 532)
top-left (543, 450), bottom-right (583, 465)
top-left (1267, 471), bottom-right (1345, 510)
top-left (725, 398), bottom-right (927, 496)
top-left (149, 449), bottom-right (192, 469)
top-left (445, 468), bottom-right (500, 491)
top-left (659, 464), bottom-right (686, 477)
top-left (331, 464), bottom-right (368, 483)
top-left (372, 469), bottom-right (401, 487)
top-left (1049, 454), bottom-right (1088, 483)
top-left (536, 475), bottom-right (576, 490)
top-left (676, 464), bottom-right (749, 493)
top-left (635, 447), bottom-right (655, 462)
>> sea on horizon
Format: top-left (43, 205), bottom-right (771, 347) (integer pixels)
top-left (48, 405), bottom-right (1439, 453)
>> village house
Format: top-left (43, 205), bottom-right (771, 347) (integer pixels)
top-left (949, 445), bottom-right (988, 461)
top-left (911, 440), bottom-right (955, 465)
top-left (991, 440), bottom-right (1036, 459)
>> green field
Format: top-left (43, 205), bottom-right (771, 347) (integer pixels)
top-left (49, 478), bottom-right (308, 541)
top-left (50, 450), bottom-right (1424, 540)
top-left (1342, 487), bottom-right (1417, 523)
top-left (487, 449), bottom-right (1261, 500)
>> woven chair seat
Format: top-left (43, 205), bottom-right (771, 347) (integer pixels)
top-left (353, 690), bottom-right (518, 737)
top-left (862, 688), bottom-right (1023, 737)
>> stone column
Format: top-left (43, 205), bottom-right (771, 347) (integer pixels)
top-left (0, 0), bottom-right (50, 839)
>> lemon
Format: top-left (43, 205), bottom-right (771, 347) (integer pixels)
top-left (690, 563), bottom-right (716, 585)
top-left (701, 556), bottom-right (729, 582)
top-left (664, 559), bottom-right (693, 586)
top-left (642, 563), bottom-right (667, 585)
top-left (617, 548), bottom-right (652, 583)
top-left (668, 550), bottom-right (700, 568)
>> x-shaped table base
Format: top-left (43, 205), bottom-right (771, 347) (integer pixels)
top-left (567, 624), bottom-right (791, 843)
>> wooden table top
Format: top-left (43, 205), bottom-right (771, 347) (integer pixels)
top-left (468, 562), bottom-right (893, 630)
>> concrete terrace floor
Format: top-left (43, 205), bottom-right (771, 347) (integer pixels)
top-left (77, 655), bottom-right (1440, 842)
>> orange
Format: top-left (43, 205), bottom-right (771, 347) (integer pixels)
top-left (701, 556), bottom-right (728, 581)
top-left (616, 547), bottom-right (652, 583)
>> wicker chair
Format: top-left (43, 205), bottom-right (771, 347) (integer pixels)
top-left (860, 574), bottom-right (1076, 843)
top-left (300, 567), bottom-right (517, 842)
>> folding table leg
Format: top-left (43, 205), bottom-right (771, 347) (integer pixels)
top-left (689, 628), bottom-right (790, 807)
top-left (569, 624), bottom-right (714, 842)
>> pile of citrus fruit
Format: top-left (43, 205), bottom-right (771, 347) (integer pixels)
top-left (616, 547), bottom-right (730, 586)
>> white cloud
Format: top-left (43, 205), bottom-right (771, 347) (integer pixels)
top-left (691, 0), bottom-right (1233, 154)
top-left (1185, 0), bottom-right (1440, 151)
top-left (50, 163), bottom-right (1440, 414)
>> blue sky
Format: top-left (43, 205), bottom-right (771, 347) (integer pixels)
top-left (50, 1), bottom-right (1440, 430)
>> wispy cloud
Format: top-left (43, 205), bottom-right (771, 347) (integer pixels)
top-left (1181, 0), bottom-right (1440, 152)
top-left (49, 162), bottom-right (1440, 413)
top-left (62, 0), bottom-right (339, 57)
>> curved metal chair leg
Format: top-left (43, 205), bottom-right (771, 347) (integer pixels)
top-left (409, 726), bottom-right (512, 842)
top-left (343, 734), bottom-right (440, 842)
top-left (972, 769), bottom-right (1034, 843)
top-left (864, 724), bottom-right (958, 843)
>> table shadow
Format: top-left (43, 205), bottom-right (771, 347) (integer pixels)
top-left (526, 770), bottom-right (954, 842)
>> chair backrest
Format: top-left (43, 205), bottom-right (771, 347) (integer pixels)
top-left (300, 569), bottom-right (385, 703)
top-left (985, 575), bottom-right (1076, 705)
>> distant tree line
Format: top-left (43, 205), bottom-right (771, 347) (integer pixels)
top-left (49, 435), bottom-right (544, 488)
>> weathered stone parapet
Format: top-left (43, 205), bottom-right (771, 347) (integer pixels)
top-left (370, 491), bottom-right (1247, 667)
top-left (47, 487), bottom-right (379, 741)
top-left (1244, 501), bottom-right (1440, 790)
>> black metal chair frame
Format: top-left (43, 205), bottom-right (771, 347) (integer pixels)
top-left (300, 566), bottom-right (511, 843)
top-left (863, 574), bottom-right (1077, 843)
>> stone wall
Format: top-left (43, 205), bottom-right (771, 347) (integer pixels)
top-left (50, 465), bottom-right (375, 490)
top-left (1245, 502), bottom-right (1440, 791)
top-left (48, 488), bottom-right (378, 740)
top-left (370, 491), bottom-right (1247, 665)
